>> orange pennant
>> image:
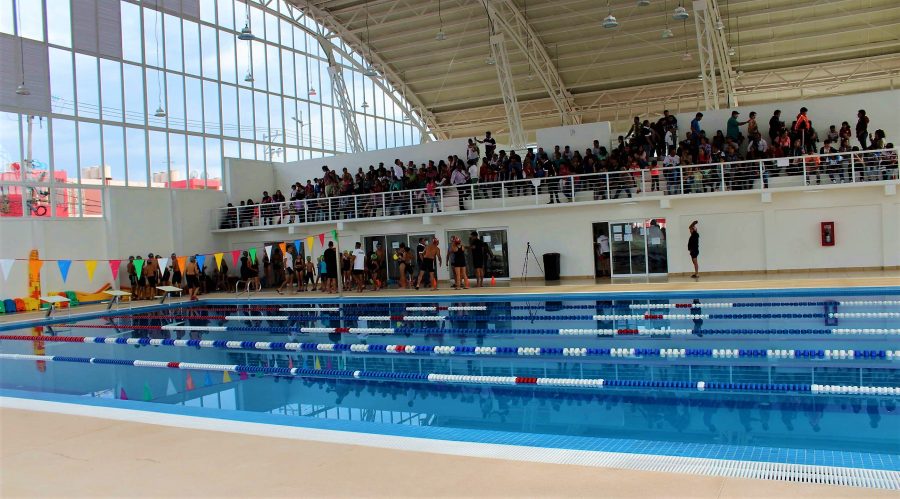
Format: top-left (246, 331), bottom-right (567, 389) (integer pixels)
top-left (176, 256), bottom-right (187, 274)
top-left (278, 242), bottom-right (287, 255)
top-left (28, 259), bottom-right (43, 277)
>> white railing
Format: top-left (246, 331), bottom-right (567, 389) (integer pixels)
top-left (211, 148), bottom-right (898, 231)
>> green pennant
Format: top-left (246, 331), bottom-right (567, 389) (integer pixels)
top-left (248, 247), bottom-right (257, 264)
top-left (331, 229), bottom-right (338, 241)
top-left (143, 382), bottom-right (152, 401)
top-left (133, 258), bottom-right (145, 279)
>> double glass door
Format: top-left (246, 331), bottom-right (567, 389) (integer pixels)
top-left (445, 228), bottom-right (510, 278)
top-left (363, 232), bottom-right (434, 283)
top-left (595, 219), bottom-right (668, 277)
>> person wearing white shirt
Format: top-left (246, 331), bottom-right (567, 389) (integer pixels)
top-left (391, 160), bottom-right (404, 181)
top-left (596, 233), bottom-right (610, 277)
top-left (663, 146), bottom-right (681, 195)
top-left (351, 242), bottom-right (367, 292)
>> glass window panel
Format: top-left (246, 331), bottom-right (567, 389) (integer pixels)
top-left (250, 41), bottom-right (266, 91)
top-left (46, 0), bottom-right (71, 47)
top-left (148, 130), bottom-right (168, 187)
top-left (48, 48), bottom-right (74, 116)
top-left (236, 36), bottom-right (251, 88)
top-left (199, 0), bottom-right (216, 24)
top-left (75, 54), bottom-right (100, 119)
top-left (78, 122), bottom-right (102, 185)
top-left (121, 1), bottom-right (142, 63)
top-left (185, 76), bottom-right (203, 133)
top-left (18, 0), bottom-right (43, 41)
top-left (285, 147), bottom-right (297, 162)
top-left (221, 83), bottom-right (237, 137)
top-left (223, 139), bottom-right (238, 159)
top-left (126, 126), bottom-right (147, 187)
top-left (281, 49), bottom-right (294, 97)
top-left (51, 118), bottom-right (77, 184)
top-left (52, 186), bottom-right (76, 217)
top-left (217, 0), bottom-right (234, 29)
top-left (307, 58), bottom-right (319, 104)
top-left (143, 7), bottom-right (163, 68)
top-left (385, 121), bottom-right (396, 149)
top-left (27, 116), bottom-right (50, 181)
top-left (168, 133), bottom-right (187, 188)
top-left (265, 11), bottom-right (278, 44)
top-left (292, 26), bottom-right (305, 52)
top-left (295, 53), bottom-right (307, 98)
top-left (81, 188), bottom-right (103, 217)
top-left (321, 106), bottom-right (333, 152)
top-left (283, 97), bottom-right (297, 146)
top-left (240, 141), bottom-right (255, 159)
top-left (279, 20), bottom-right (293, 50)
top-left (200, 25), bottom-right (218, 79)
top-left (218, 31), bottom-right (236, 83)
top-left (267, 44), bottom-right (280, 95)
top-left (254, 90), bottom-right (268, 141)
top-left (187, 135), bottom-right (204, 189)
top-left (183, 20), bottom-right (201, 76)
top-left (268, 96), bottom-right (282, 143)
top-left (332, 106), bottom-right (346, 153)
top-left (249, 5), bottom-right (263, 40)
top-left (203, 80), bottom-right (220, 135)
top-left (238, 87), bottom-right (253, 139)
top-left (319, 60), bottom-right (331, 106)
top-left (100, 58), bottom-right (123, 122)
top-left (0, 112), bottom-right (20, 179)
top-left (204, 137), bottom-right (221, 189)
top-left (296, 99), bottom-right (309, 149)
top-left (308, 104), bottom-right (321, 150)
top-left (123, 63), bottom-right (145, 126)
top-left (0, 0), bottom-right (13, 35)
top-left (166, 72), bottom-right (186, 131)
top-left (164, 14), bottom-right (183, 72)
top-left (102, 125), bottom-right (125, 186)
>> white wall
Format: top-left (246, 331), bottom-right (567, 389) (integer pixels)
top-left (223, 158), bottom-right (276, 204)
top-left (536, 121), bottom-right (613, 153)
top-left (674, 90), bottom-right (900, 147)
top-left (274, 139), bottom-right (471, 188)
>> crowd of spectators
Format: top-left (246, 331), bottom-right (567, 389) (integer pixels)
top-left (221, 107), bottom-right (895, 228)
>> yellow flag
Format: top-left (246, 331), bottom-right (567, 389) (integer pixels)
top-left (214, 252), bottom-right (224, 270)
top-left (306, 236), bottom-right (314, 252)
top-left (84, 260), bottom-right (97, 281)
top-left (223, 371), bottom-right (232, 383)
top-left (314, 356), bottom-right (321, 370)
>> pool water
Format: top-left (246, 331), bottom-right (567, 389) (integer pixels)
top-left (1, 290), bottom-right (898, 469)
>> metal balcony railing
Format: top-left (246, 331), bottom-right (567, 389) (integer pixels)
top-left (211, 148), bottom-right (898, 231)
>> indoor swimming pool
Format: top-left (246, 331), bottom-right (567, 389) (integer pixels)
top-left (1, 288), bottom-right (898, 484)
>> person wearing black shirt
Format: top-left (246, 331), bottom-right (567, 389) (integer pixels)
top-left (688, 220), bottom-right (700, 279)
top-left (414, 238), bottom-right (427, 290)
top-left (856, 110), bottom-right (869, 150)
top-left (768, 110), bottom-right (784, 143)
top-left (475, 131), bottom-right (496, 160)
top-left (323, 241), bottom-right (338, 293)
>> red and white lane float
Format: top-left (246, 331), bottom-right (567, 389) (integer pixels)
top-left (161, 324), bottom-right (227, 331)
top-left (592, 314), bottom-right (708, 320)
top-left (559, 328), bottom-right (693, 336)
top-left (832, 328), bottom-right (900, 335)
top-left (299, 327), bottom-right (394, 334)
top-left (629, 302), bottom-right (733, 309)
top-left (405, 306), bottom-right (487, 311)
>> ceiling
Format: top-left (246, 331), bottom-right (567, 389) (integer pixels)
top-left (294, 0), bottom-right (900, 142)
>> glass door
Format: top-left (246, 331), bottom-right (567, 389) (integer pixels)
top-left (445, 228), bottom-right (510, 279)
top-left (609, 219), bottom-right (667, 277)
top-left (408, 233), bottom-right (435, 277)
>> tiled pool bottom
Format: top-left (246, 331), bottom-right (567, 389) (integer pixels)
top-left (3, 389), bottom-right (899, 490)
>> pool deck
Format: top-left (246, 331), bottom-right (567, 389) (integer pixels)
top-left (1, 270), bottom-right (899, 497)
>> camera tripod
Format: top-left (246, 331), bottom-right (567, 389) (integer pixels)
top-left (521, 241), bottom-right (544, 282)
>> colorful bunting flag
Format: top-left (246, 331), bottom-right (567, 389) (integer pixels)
top-left (318, 233), bottom-right (325, 246)
top-left (278, 242), bottom-right (286, 256)
top-left (288, 357), bottom-right (294, 369)
top-left (248, 247), bottom-right (257, 264)
top-left (119, 388), bottom-right (128, 400)
top-left (166, 378), bottom-right (177, 395)
top-left (331, 229), bottom-right (338, 241)
top-left (57, 260), bottom-right (72, 283)
top-left (176, 256), bottom-right (187, 275)
top-left (314, 356), bottom-right (321, 370)
top-left (204, 372), bottom-right (213, 387)
top-left (231, 250), bottom-right (241, 267)
top-left (185, 372), bottom-right (195, 391)
top-left (143, 382), bottom-right (152, 402)
top-left (157, 257), bottom-right (169, 273)
top-left (133, 258), bottom-right (144, 279)
top-left (214, 252), bottom-right (223, 270)
top-left (223, 371), bottom-right (232, 383)
top-left (196, 254), bottom-right (206, 270)
top-left (306, 237), bottom-right (314, 252)
top-left (84, 260), bottom-right (97, 282)
top-left (264, 245), bottom-right (272, 261)
top-left (108, 260), bottom-right (121, 281)
top-left (0, 259), bottom-right (13, 281)
top-left (239, 371), bottom-right (249, 380)
top-left (293, 240), bottom-right (301, 255)
top-left (28, 259), bottom-right (43, 277)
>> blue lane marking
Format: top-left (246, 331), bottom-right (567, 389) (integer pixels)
top-left (2, 388), bottom-right (897, 471)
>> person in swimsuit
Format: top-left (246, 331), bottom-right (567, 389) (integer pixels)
top-left (323, 242), bottom-right (338, 293)
top-left (240, 251), bottom-right (260, 291)
top-left (688, 220), bottom-right (700, 279)
top-left (294, 252), bottom-right (305, 291)
top-left (417, 238), bottom-right (443, 290)
top-left (414, 238), bottom-right (427, 290)
top-left (170, 252), bottom-right (181, 288)
top-left (276, 247), bottom-right (295, 294)
top-left (184, 255), bottom-right (200, 301)
top-left (450, 236), bottom-right (468, 290)
top-left (397, 243), bottom-right (412, 289)
top-left (305, 257), bottom-right (315, 291)
top-left (469, 232), bottom-right (485, 287)
top-left (145, 253), bottom-right (158, 296)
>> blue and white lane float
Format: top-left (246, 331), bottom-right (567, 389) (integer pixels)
top-left (829, 313), bottom-right (900, 319)
top-left (594, 314), bottom-right (709, 320)
top-left (1, 334), bottom-right (898, 361)
top-left (405, 306), bottom-right (487, 311)
top-left (2, 353), bottom-right (898, 395)
top-left (629, 300), bottom-right (900, 309)
top-left (278, 307), bottom-right (341, 312)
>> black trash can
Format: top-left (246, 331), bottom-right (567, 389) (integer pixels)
top-left (543, 252), bottom-right (561, 281)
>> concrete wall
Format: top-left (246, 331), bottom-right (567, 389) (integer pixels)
top-left (536, 121), bottom-right (613, 154)
top-left (223, 158), bottom-right (276, 205)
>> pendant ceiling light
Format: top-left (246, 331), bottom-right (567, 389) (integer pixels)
top-left (363, 65), bottom-right (378, 77)
top-left (485, 55), bottom-right (496, 65)
top-left (361, 100), bottom-right (370, 109)
top-left (727, 46), bottom-right (736, 56)
top-left (673, 4), bottom-right (689, 20)
top-left (154, 106), bottom-right (167, 118)
top-left (238, 1), bottom-right (255, 40)
top-left (308, 88), bottom-right (317, 97)
top-left (661, 28), bottom-right (674, 39)
top-left (435, 0), bottom-right (446, 41)
top-left (714, 19), bottom-right (725, 30)
top-left (602, 0), bottom-right (618, 28)
top-left (637, 0), bottom-right (651, 6)
top-left (244, 70), bottom-right (255, 82)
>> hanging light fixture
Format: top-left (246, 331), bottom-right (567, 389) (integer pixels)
top-left (485, 55), bottom-right (496, 65)
top-left (363, 65), bottom-right (378, 77)
top-left (362, 1), bottom-right (379, 78)
top-left (238, 1), bottom-right (255, 40)
top-left (361, 100), bottom-right (370, 109)
top-left (680, 18), bottom-right (691, 60)
top-left (714, 19), bottom-right (725, 30)
top-left (673, 4), bottom-right (689, 20)
top-left (244, 69), bottom-right (255, 82)
top-left (602, 0), bottom-right (618, 28)
top-left (154, 106), bottom-right (167, 118)
top-left (435, 0), bottom-right (446, 41)
top-left (697, 73), bottom-right (704, 80)
top-left (661, 28), bottom-right (674, 39)
top-left (727, 46), bottom-right (736, 56)
top-left (153, 7), bottom-right (165, 118)
top-left (308, 88), bottom-right (317, 97)
top-left (637, 0), bottom-right (651, 6)
top-left (13, 0), bottom-right (30, 96)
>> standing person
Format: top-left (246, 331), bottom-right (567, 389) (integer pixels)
top-left (276, 247), bottom-right (295, 295)
top-left (134, 256), bottom-right (146, 299)
top-left (351, 242), bottom-right (366, 292)
top-left (475, 131), bottom-right (496, 160)
top-left (449, 236), bottom-right (468, 290)
top-left (397, 243), bottom-right (412, 289)
top-left (305, 256), bottom-right (316, 292)
top-left (184, 255), bottom-right (200, 301)
top-left (170, 252), bottom-right (182, 288)
top-left (417, 238), bottom-right (443, 290)
top-left (126, 256), bottom-right (137, 299)
top-left (596, 233), bottom-right (610, 277)
top-left (294, 251), bottom-right (305, 292)
top-left (688, 220), bottom-right (700, 279)
top-left (856, 110), bottom-right (869, 150)
top-left (469, 232), bottom-right (486, 287)
top-left (341, 251), bottom-right (352, 290)
top-left (414, 237), bottom-right (427, 290)
top-left (375, 242), bottom-right (387, 290)
top-left (145, 253), bottom-right (159, 296)
top-left (324, 241), bottom-right (338, 294)
top-left (240, 251), bottom-right (260, 291)
top-left (316, 256), bottom-right (326, 291)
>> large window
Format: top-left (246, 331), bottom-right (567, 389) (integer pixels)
top-left (1, 0), bottom-right (424, 217)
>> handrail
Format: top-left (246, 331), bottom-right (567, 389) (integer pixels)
top-left (212, 148), bottom-right (898, 230)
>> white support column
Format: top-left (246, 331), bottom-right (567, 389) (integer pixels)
top-left (706, 0), bottom-right (739, 107)
top-left (488, 32), bottom-right (527, 149)
top-left (327, 64), bottom-right (366, 154)
top-left (483, 0), bottom-right (579, 126)
top-left (692, 0), bottom-right (720, 110)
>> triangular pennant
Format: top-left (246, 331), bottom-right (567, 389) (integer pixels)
top-left (314, 356), bottom-right (321, 370)
top-left (196, 254), bottom-right (206, 270)
top-left (239, 371), bottom-right (249, 380)
top-left (133, 258), bottom-right (144, 279)
top-left (143, 382), bottom-right (152, 402)
top-left (293, 240), bottom-right (301, 255)
top-left (108, 260), bottom-right (121, 281)
top-left (223, 371), bottom-right (232, 383)
top-left (57, 260), bottom-right (72, 283)
top-left (204, 372), bottom-right (213, 387)
top-left (185, 372), bottom-right (195, 391)
top-left (288, 357), bottom-right (294, 369)
top-left (278, 242), bottom-right (287, 256)
top-left (84, 260), bottom-right (97, 281)
top-left (231, 250), bottom-right (241, 267)
top-left (119, 388), bottom-right (128, 400)
top-left (306, 237), bottom-right (314, 252)
top-left (331, 229), bottom-right (338, 241)
top-left (318, 233), bottom-right (325, 246)
top-left (264, 245), bottom-right (272, 261)
top-left (214, 252), bottom-right (223, 270)
top-left (166, 378), bottom-right (177, 395)
top-left (157, 257), bottom-right (169, 273)
top-left (248, 247), bottom-right (257, 264)
top-left (0, 259), bottom-right (13, 280)
top-left (176, 256), bottom-right (187, 275)
top-left (28, 259), bottom-right (43, 276)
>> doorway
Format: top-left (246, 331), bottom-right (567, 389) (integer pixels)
top-left (595, 219), bottom-right (668, 277)
top-left (445, 228), bottom-right (510, 278)
top-left (363, 232), bottom-right (435, 283)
